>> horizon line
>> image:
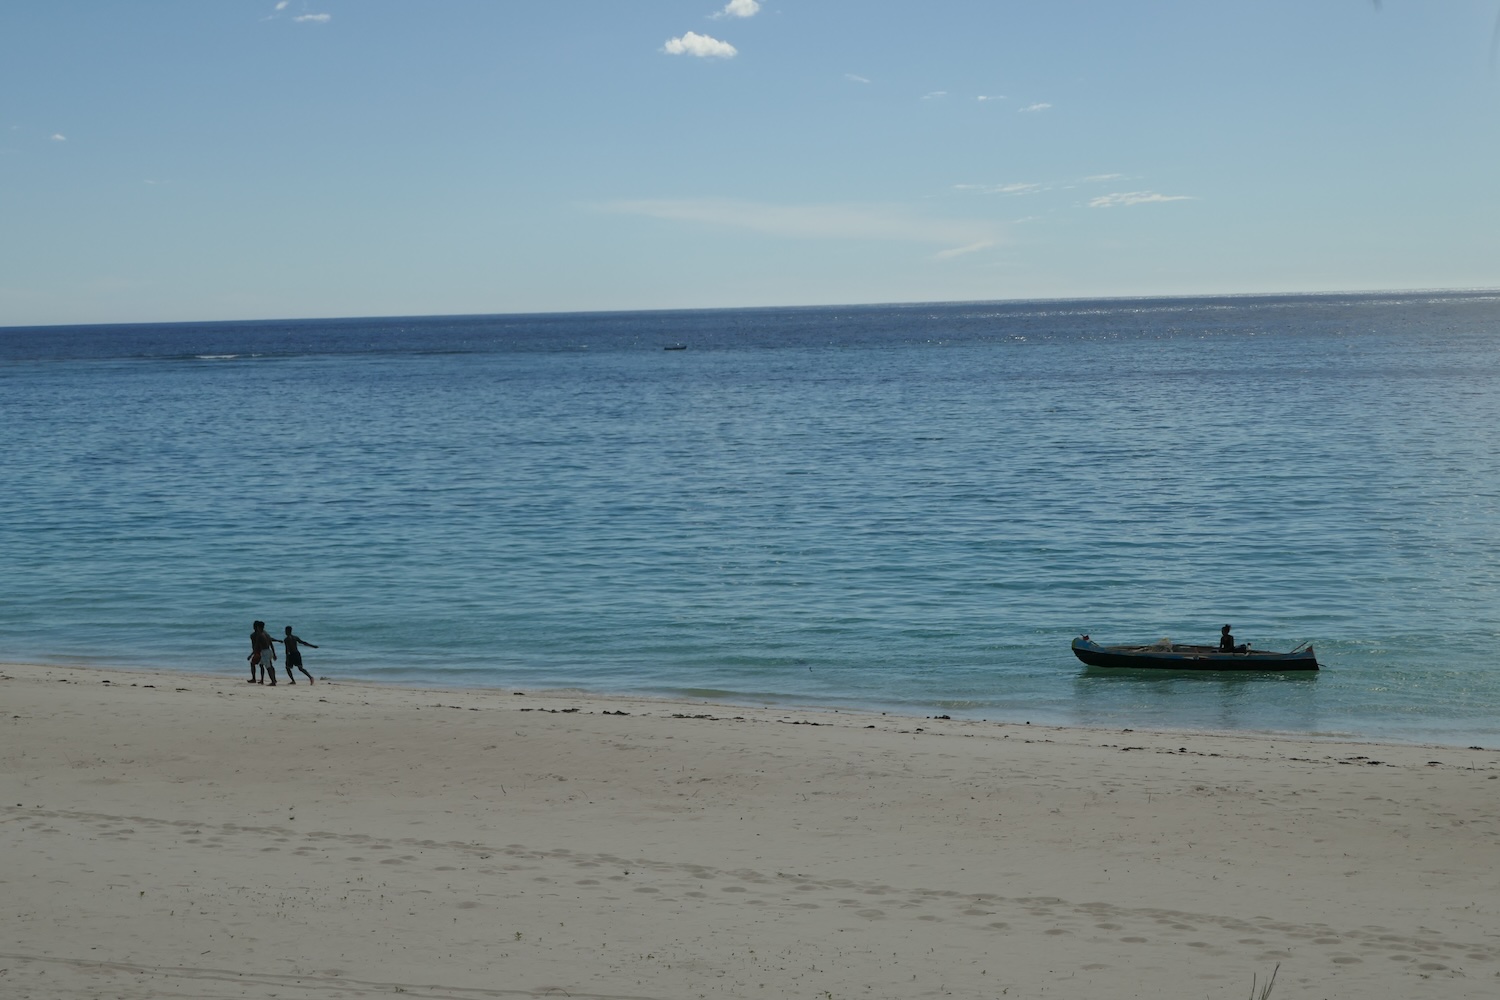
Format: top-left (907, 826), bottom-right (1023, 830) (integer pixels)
top-left (4, 285), bottom-right (1498, 333)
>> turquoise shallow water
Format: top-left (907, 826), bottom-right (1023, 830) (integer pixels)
top-left (3, 293), bottom-right (1499, 744)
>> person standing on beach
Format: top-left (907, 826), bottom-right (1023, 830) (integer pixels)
top-left (249, 621), bottom-right (277, 684)
top-left (277, 625), bottom-right (317, 684)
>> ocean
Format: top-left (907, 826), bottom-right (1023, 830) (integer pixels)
top-left (3, 292), bottom-right (1499, 745)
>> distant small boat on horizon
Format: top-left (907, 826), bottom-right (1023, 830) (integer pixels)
top-left (663, 343), bottom-right (688, 351)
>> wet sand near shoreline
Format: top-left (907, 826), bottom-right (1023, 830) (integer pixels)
top-left (4, 661), bottom-right (1499, 998)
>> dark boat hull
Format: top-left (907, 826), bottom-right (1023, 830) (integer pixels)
top-left (1072, 637), bottom-right (1318, 671)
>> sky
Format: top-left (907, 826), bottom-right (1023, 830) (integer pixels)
top-left (3, 0), bottom-right (1499, 326)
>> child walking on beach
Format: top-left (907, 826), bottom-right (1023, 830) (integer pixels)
top-left (248, 621), bottom-right (276, 684)
top-left (278, 626), bottom-right (318, 684)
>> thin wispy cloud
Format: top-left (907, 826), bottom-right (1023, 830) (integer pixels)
top-left (268, 2), bottom-right (329, 23)
top-left (599, 197), bottom-right (999, 257)
top-left (50, 133), bottom-right (67, 142)
top-left (663, 32), bottom-right (737, 58)
top-left (955, 175), bottom-right (1163, 200)
top-left (846, 73), bottom-right (871, 84)
top-left (976, 95), bottom-right (1006, 102)
top-left (1088, 191), bottom-right (1194, 208)
top-left (935, 240), bottom-right (996, 260)
top-left (954, 182), bottom-right (1043, 196)
top-left (712, 0), bottom-right (760, 18)
top-left (1019, 102), bottom-right (1052, 113)
top-left (922, 91), bottom-right (948, 100)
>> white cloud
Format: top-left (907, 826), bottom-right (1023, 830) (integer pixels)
top-left (954, 182), bottom-right (1044, 196)
top-left (599, 197), bottom-right (999, 256)
top-left (1019, 103), bottom-right (1052, 113)
top-left (713, 0), bottom-right (760, 18)
top-left (1082, 173), bottom-right (1125, 183)
top-left (976, 94), bottom-right (1006, 102)
top-left (663, 31), bottom-right (737, 58)
top-left (922, 91), bottom-right (948, 100)
top-left (294, 13), bottom-right (331, 23)
top-left (935, 240), bottom-right (996, 260)
top-left (274, 1), bottom-right (288, 9)
top-left (50, 133), bottom-right (66, 142)
top-left (845, 73), bottom-right (871, 84)
top-left (1088, 191), bottom-right (1194, 208)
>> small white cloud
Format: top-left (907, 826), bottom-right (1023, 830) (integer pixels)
top-left (294, 13), bottom-right (331, 23)
top-left (1083, 173), bottom-right (1124, 183)
top-left (274, 1), bottom-right (288, 9)
top-left (935, 240), bottom-right (996, 260)
top-left (663, 31), bottom-right (737, 58)
top-left (922, 90), bottom-right (948, 100)
top-left (846, 73), bottom-right (871, 84)
top-left (954, 181), bottom-right (1044, 196)
top-left (1089, 191), bottom-right (1194, 208)
top-left (1019, 103), bottom-right (1052, 113)
top-left (976, 94), bottom-right (1006, 102)
top-left (713, 0), bottom-right (760, 18)
top-left (50, 133), bottom-right (66, 142)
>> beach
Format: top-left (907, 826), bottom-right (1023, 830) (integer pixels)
top-left (3, 663), bottom-right (1497, 998)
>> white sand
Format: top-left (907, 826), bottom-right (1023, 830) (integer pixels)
top-left (3, 661), bottom-right (1498, 998)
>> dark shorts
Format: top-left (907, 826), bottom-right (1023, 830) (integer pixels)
top-left (287, 651), bottom-right (303, 668)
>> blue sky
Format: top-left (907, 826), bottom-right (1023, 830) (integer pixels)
top-left (3, 1), bottom-right (1498, 326)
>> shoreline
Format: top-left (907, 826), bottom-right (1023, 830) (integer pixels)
top-left (7, 655), bottom-right (1490, 751)
top-left (5, 660), bottom-right (1499, 998)
top-left (3, 658), bottom-right (1488, 756)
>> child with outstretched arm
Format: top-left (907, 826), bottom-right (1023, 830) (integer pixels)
top-left (276, 626), bottom-right (318, 684)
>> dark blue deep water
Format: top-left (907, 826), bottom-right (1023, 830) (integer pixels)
top-left (4, 292), bottom-right (1500, 744)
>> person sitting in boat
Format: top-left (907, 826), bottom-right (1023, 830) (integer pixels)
top-left (1219, 624), bottom-right (1247, 653)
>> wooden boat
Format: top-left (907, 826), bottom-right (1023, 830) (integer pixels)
top-left (1071, 635), bottom-right (1318, 671)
